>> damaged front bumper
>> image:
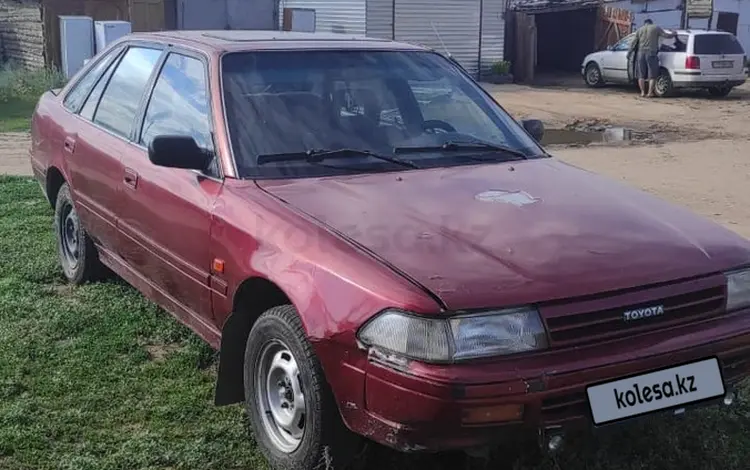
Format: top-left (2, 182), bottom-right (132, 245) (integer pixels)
top-left (338, 326), bottom-right (750, 453)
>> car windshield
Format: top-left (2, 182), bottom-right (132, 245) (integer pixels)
top-left (221, 49), bottom-right (546, 179)
top-left (693, 34), bottom-right (744, 55)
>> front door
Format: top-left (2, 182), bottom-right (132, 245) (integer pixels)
top-left (116, 50), bottom-right (221, 320)
top-left (602, 33), bottom-right (634, 82)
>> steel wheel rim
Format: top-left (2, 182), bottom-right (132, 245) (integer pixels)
top-left (256, 340), bottom-right (306, 453)
top-left (59, 202), bottom-right (80, 269)
top-left (656, 76), bottom-right (669, 95)
top-left (586, 65), bottom-right (600, 85)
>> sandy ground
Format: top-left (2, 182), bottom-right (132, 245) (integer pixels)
top-left (486, 80), bottom-right (750, 239)
top-left (0, 132), bottom-right (31, 176)
top-left (2, 80), bottom-right (749, 238)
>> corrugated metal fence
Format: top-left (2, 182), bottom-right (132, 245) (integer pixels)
top-left (284, 0), bottom-right (506, 78)
top-left (279, 0), bottom-right (367, 35)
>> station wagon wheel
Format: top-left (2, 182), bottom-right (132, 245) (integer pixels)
top-left (654, 70), bottom-right (673, 97)
top-left (54, 183), bottom-right (105, 284)
top-left (244, 305), bottom-right (362, 469)
top-left (584, 62), bottom-right (603, 87)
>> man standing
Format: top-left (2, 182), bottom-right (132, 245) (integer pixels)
top-left (628, 19), bottom-right (677, 97)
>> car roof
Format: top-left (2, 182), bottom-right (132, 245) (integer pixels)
top-left (626, 28), bottom-right (734, 37)
top-left (127, 30), bottom-right (430, 53)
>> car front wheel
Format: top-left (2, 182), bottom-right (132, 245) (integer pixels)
top-left (584, 62), bottom-right (604, 87)
top-left (54, 183), bottom-right (105, 284)
top-left (244, 305), bottom-right (362, 470)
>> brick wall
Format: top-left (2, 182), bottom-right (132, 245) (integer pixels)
top-left (0, 0), bottom-right (45, 69)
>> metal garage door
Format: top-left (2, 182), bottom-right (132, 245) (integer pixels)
top-left (394, 0), bottom-right (481, 77)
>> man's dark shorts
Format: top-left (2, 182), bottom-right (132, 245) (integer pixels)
top-left (637, 52), bottom-right (659, 80)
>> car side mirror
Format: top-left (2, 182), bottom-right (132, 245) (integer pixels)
top-left (522, 119), bottom-right (544, 142)
top-left (607, 45), bottom-right (614, 51)
top-left (148, 135), bottom-right (211, 171)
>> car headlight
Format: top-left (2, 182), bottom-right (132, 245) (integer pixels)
top-left (357, 307), bottom-right (548, 363)
top-left (727, 268), bottom-right (750, 311)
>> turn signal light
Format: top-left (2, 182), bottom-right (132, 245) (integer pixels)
top-left (462, 404), bottom-right (524, 425)
top-left (685, 56), bottom-right (701, 70)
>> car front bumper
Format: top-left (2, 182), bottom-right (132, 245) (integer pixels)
top-left (342, 308), bottom-right (750, 453)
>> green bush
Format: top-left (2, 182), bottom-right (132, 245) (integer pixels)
top-left (0, 63), bottom-right (66, 103)
top-left (491, 60), bottom-right (511, 75)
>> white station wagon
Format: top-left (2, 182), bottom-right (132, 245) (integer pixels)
top-left (582, 29), bottom-right (746, 97)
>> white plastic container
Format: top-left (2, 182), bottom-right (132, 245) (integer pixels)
top-left (59, 16), bottom-right (94, 79)
top-left (94, 21), bottom-right (132, 54)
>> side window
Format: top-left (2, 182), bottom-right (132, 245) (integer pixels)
top-left (661, 35), bottom-right (688, 52)
top-left (80, 52), bottom-right (122, 121)
top-left (93, 46), bottom-right (163, 138)
top-left (62, 47), bottom-right (121, 112)
top-left (613, 35), bottom-right (634, 51)
top-left (139, 53), bottom-right (213, 154)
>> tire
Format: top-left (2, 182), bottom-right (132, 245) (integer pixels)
top-left (244, 305), bottom-right (362, 470)
top-left (584, 62), bottom-right (604, 88)
top-left (654, 69), bottom-right (673, 97)
top-left (708, 86), bottom-right (732, 97)
top-left (54, 183), bottom-right (105, 284)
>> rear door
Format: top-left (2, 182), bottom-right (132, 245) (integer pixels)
top-left (658, 34), bottom-right (689, 76)
top-left (76, 45), bottom-right (164, 252)
top-left (692, 32), bottom-right (745, 77)
top-left (59, 44), bottom-right (134, 251)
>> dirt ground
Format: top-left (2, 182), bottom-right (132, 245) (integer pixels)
top-left (2, 80), bottom-right (749, 238)
top-left (486, 80), bottom-right (750, 239)
top-left (0, 132), bottom-right (31, 176)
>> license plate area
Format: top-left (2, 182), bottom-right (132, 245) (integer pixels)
top-left (712, 60), bottom-right (733, 68)
top-left (586, 357), bottom-right (725, 426)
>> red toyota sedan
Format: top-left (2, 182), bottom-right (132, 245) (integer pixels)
top-left (30, 30), bottom-right (750, 469)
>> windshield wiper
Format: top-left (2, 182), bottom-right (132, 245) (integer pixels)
top-left (394, 140), bottom-right (528, 160)
top-left (257, 148), bottom-right (419, 169)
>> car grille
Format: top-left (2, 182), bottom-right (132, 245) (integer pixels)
top-left (540, 354), bottom-right (749, 425)
top-left (541, 275), bottom-right (727, 348)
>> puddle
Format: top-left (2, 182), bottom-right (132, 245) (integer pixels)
top-left (542, 127), bottom-right (633, 146)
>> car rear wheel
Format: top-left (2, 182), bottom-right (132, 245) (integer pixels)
top-left (244, 305), bottom-right (362, 470)
top-left (54, 183), bottom-right (105, 284)
top-left (654, 70), bottom-right (673, 97)
top-left (584, 62), bottom-right (604, 87)
top-left (708, 86), bottom-right (732, 97)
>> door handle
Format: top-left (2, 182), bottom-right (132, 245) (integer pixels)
top-left (124, 168), bottom-right (138, 189)
top-left (63, 136), bottom-right (76, 154)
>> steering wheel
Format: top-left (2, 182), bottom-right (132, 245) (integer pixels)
top-left (423, 119), bottom-right (456, 134)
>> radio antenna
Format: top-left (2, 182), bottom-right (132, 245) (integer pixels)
top-left (431, 21), bottom-right (451, 58)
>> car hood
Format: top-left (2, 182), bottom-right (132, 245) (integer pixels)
top-left (257, 158), bottom-right (750, 311)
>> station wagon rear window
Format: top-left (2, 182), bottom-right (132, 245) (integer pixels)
top-left (693, 34), bottom-right (744, 55)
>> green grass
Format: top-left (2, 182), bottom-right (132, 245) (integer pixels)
top-left (0, 97), bottom-right (39, 133)
top-left (0, 65), bottom-right (66, 132)
top-left (2, 175), bottom-right (750, 469)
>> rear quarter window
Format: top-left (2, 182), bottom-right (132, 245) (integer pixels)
top-left (62, 47), bottom-right (122, 112)
top-left (693, 34), bottom-right (745, 55)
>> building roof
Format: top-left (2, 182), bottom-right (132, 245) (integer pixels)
top-left (511, 0), bottom-right (604, 13)
top-left (128, 30), bottom-right (428, 52)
